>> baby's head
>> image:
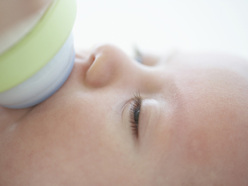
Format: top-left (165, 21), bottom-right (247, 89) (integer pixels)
top-left (1, 45), bottom-right (248, 185)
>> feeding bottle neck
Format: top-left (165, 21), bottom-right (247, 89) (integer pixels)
top-left (0, 2), bottom-right (50, 55)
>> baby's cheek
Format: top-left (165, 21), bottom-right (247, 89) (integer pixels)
top-left (181, 121), bottom-right (244, 179)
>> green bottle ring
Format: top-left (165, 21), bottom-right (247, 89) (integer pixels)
top-left (0, 0), bottom-right (77, 93)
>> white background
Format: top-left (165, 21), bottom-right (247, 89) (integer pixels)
top-left (73, 0), bottom-right (248, 59)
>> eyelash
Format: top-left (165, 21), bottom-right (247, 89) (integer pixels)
top-left (129, 93), bottom-right (142, 137)
top-left (134, 47), bottom-right (143, 64)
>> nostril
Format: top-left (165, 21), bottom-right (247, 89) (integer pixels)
top-left (83, 54), bottom-right (96, 73)
top-left (85, 52), bottom-right (114, 88)
top-left (88, 54), bottom-right (96, 68)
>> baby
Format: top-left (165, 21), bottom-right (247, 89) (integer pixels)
top-left (1, 1), bottom-right (248, 186)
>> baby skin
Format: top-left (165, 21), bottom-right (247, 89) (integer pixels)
top-left (0, 45), bottom-right (248, 185)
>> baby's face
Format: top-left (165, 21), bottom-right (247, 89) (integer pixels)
top-left (1, 45), bottom-right (248, 185)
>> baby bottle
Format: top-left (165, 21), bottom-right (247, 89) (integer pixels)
top-left (0, 0), bottom-right (77, 109)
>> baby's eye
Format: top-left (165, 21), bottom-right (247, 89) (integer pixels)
top-left (129, 93), bottom-right (143, 137)
top-left (134, 47), bottom-right (159, 66)
top-left (134, 47), bottom-right (143, 64)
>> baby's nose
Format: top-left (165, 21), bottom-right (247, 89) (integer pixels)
top-left (84, 44), bottom-right (137, 88)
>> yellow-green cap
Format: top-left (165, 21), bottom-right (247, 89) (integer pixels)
top-left (0, 0), bottom-right (77, 93)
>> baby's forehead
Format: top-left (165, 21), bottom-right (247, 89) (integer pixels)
top-left (173, 53), bottom-right (248, 124)
top-left (175, 52), bottom-right (248, 89)
top-left (219, 54), bottom-right (248, 81)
